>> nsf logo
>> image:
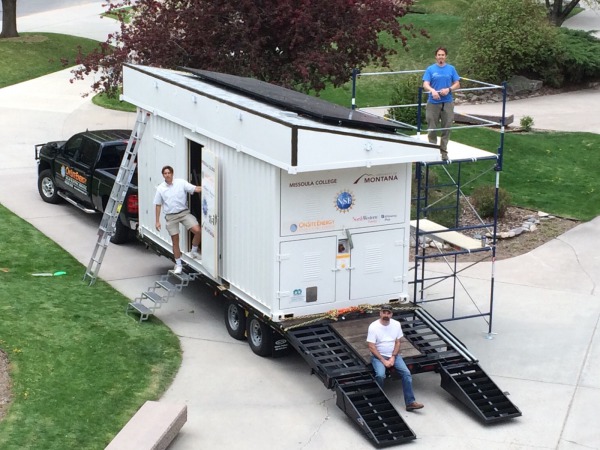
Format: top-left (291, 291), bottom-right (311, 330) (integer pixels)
top-left (335, 190), bottom-right (354, 213)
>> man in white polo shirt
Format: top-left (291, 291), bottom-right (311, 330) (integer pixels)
top-left (367, 305), bottom-right (424, 411)
top-left (154, 165), bottom-right (202, 274)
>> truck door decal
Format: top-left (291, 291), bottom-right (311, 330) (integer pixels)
top-left (201, 148), bottom-right (219, 278)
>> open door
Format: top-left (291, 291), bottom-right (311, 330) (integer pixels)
top-left (201, 148), bottom-right (219, 278)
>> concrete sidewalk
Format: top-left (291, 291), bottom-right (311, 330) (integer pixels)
top-left (563, 1), bottom-right (600, 38)
top-left (1, 2), bottom-right (599, 449)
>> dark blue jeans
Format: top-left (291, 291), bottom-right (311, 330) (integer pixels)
top-left (371, 355), bottom-right (416, 406)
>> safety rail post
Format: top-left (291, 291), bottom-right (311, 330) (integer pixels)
top-left (351, 68), bottom-right (507, 335)
top-left (416, 86), bottom-right (424, 135)
top-left (351, 68), bottom-right (360, 110)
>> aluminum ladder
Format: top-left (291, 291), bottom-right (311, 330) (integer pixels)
top-left (83, 109), bottom-right (150, 285)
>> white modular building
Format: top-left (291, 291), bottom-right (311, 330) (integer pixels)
top-left (122, 64), bottom-right (440, 322)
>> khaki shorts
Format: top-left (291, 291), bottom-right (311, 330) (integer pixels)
top-left (165, 209), bottom-right (199, 236)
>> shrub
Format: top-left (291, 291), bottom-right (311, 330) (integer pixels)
top-left (553, 28), bottom-right (600, 85)
top-left (459, 0), bottom-right (559, 84)
top-left (471, 185), bottom-right (511, 219)
top-left (520, 116), bottom-right (534, 132)
top-left (387, 73), bottom-right (427, 128)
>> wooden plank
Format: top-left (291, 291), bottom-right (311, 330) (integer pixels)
top-left (331, 317), bottom-right (422, 365)
top-left (410, 219), bottom-right (484, 251)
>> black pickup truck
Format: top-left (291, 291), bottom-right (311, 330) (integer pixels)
top-left (35, 129), bottom-right (138, 244)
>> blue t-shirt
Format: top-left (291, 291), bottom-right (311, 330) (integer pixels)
top-left (423, 63), bottom-right (460, 104)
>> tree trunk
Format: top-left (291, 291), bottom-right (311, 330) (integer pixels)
top-left (0, 0), bottom-right (19, 38)
top-left (547, 0), bottom-right (582, 26)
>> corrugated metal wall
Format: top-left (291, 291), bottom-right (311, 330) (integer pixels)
top-left (217, 143), bottom-right (279, 311)
top-left (138, 114), bottom-right (279, 312)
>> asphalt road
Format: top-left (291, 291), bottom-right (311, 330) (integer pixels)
top-left (1, 0), bottom-right (102, 19)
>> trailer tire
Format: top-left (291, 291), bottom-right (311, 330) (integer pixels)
top-left (224, 301), bottom-right (247, 340)
top-left (110, 218), bottom-right (131, 245)
top-left (38, 169), bottom-right (61, 204)
top-left (247, 316), bottom-right (273, 357)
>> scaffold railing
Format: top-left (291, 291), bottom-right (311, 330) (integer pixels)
top-left (350, 68), bottom-right (509, 337)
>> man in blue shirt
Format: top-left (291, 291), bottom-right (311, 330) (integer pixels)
top-left (423, 47), bottom-right (460, 161)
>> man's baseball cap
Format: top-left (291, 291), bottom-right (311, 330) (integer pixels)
top-left (380, 304), bottom-right (393, 312)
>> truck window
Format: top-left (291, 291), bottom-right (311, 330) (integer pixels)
top-left (63, 134), bottom-right (83, 159)
top-left (77, 138), bottom-right (100, 167)
top-left (96, 144), bottom-right (126, 169)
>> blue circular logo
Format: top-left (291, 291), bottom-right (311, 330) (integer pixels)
top-left (290, 224), bottom-right (298, 232)
top-left (335, 191), bottom-right (353, 212)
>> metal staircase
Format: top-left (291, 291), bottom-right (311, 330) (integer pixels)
top-left (127, 269), bottom-right (199, 323)
top-left (83, 109), bottom-right (150, 285)
top-left (286, 324), bottom-right (415, 447)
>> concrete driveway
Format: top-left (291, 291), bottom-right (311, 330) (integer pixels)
top-left (1, 3), bottom-right (599, 449)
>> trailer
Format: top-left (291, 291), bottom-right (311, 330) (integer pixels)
top-left (121, 65), bottom-right (521, 446)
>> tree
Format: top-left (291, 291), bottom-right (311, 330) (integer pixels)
top-left (546, 0), bottom-right (599, 26)
top-left (72, 0), bottom-right (424, 97)
top-left (0, 0), bottom-right (19, 38)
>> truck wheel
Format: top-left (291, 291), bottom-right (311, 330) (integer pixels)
top-left (38, 170), bottom-right (61, 204)
top-left (110, 219), bottom-right (131, 245)
top-left (247, 316), bottom-right (273, 357)
top-left (224, 301), bottom-right (247, 340)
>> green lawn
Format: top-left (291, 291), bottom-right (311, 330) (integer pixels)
top-left (0, 33), bottom-right (99, 89)
top-left (446, 128), bottom-right (600, 221)
top-left (0, 206), bottom-right (181, 449)
top-left (0, 27), bottom-right (180, 449)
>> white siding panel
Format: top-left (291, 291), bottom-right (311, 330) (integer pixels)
top-left (295, 128), bottom-right (440, 171)
top-left (215, 141), bottom-right (279, 312)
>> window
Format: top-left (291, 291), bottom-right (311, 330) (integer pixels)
top-left (96, 145), bottom-right (125, 169)
top-left (77, 138), bottom-right (99, 167)
top-left (63, 135), bottom-right (83, 159)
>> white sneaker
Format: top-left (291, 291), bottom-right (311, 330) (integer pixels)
top-left (173, 264), bottom-right (183, 274)
top-left (190, 251), bottom-right (200, 260)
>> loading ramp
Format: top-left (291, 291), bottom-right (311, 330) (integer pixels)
top-left (284, 307), bottom-right (521, 447)
top-left (285, 324), bottom-right (417, 447)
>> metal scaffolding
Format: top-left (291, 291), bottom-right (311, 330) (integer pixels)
top-left (351, 69), bottom-right (508, 336)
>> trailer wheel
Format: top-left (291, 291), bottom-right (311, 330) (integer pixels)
top-left (110, 219), bottom-right (131, 245)
top-left (247, 316), bottom-right (273, 357)
top-left (224, 301), bottom-right (247, 340)
top-left (38, 169), bottom-right (61, 204)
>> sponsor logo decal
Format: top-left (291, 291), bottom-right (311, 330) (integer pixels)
top-left (62, 165), bottom-right (87, 194)
top-left (334, 190), bottom-right (354, 213)
top-left (290, 220), bottom-right (335, 233)
top-left (289, 178), bottom-right (337, 188)
top-left (353, 173), bottom-right (399, 184)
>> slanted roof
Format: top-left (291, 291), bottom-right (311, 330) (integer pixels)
top-left (182, 68), bottom-right (403, 134)
top-left (122, 65), bottom-right (441, 172)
